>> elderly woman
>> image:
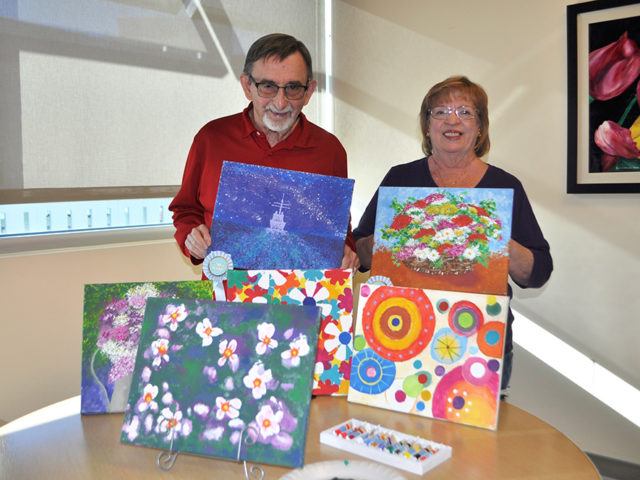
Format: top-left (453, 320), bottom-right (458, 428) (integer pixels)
top-left (353, 76), bottom-right (552, 390)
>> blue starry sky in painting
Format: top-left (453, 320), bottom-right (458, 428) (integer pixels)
top-left (210, 162), bottom-right (354, 269)
top-left (214, 162), bottom-right (354, 236)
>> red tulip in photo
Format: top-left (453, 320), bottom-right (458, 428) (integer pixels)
top-left (589, 31), bottom-right (640, 101)
top-left (594, 119), bottom-right (640, 170)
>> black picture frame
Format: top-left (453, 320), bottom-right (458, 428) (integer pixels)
top-left (567, 0), bottom-right (640, 193)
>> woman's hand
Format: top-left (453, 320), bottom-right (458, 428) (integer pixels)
top-left (508, 239), bottom-right (534, 286)
top-left (341, 245), bottom-right (360, 270)
top-left (355, 235), bottom-right (374, 271)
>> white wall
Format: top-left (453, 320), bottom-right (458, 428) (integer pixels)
top-left (0, 236), bottom-right (199, 422)
top-left (335, 0), bottom-right (640, 392)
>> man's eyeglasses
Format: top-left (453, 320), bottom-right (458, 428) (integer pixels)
top-left (429, 105), bottom-right (477, 121)
top-left (249, 74), bottom-right (309, 100)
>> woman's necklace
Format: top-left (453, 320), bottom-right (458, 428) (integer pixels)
top-left (429, 156), bottom-right (484, 187)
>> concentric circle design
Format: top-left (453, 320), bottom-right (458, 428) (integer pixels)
top-left (477, 321), bottom-right (505, 358)
top-left (430, 327), bottom-right (467, 364)
top-left (461, 357), bottom-right (492, 386)
top-left (431, 363), bottom-right (500, 429)
top-left (361, 286), bottom-right (435, 361)
top-left (436, 299), bottom-right (450, 313)
top-left (349, 348), bottom-right (396, 394)
top-left (448, 300), bottom-right (484, 336)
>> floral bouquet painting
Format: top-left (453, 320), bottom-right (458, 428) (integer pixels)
top-left (120, 298), bottom-right (321, 468)
top-left (81, 281), bottom-right (213, 414)
top-left (589, 18), bottom-right (640, 173)
top-left (371, 187), bottom-right (513, 295)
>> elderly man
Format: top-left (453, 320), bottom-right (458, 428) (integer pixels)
top-left (169, 33), bottom-right (357, 270)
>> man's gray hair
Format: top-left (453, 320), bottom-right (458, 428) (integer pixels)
top-left (243, 33), bottom-right (313, 80)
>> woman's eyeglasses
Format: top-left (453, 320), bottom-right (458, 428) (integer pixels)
top-left (429, 106), bottom-right (477, 120)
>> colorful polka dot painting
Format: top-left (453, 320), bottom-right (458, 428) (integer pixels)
top-left (348, 284), bottom-right (509, 430)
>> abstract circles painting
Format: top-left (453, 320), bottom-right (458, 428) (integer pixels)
top-left (348, 284), bottom-right (509, 430)
top-left (360, 286), bottom-right (435, 362)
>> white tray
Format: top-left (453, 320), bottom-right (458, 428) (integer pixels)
top-left (319, 418), bottom-right (451, 476)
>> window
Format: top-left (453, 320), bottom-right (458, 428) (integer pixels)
top-left (0, 0), bottom-right (323, 240)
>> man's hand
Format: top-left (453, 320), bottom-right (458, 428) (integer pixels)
top-left (341, 244), bottom-right (360, 270)
top-left (185, 224), bottom-right (211, 260)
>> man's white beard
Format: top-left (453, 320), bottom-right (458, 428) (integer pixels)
top-left (263, 106), bottom-right (295, 133)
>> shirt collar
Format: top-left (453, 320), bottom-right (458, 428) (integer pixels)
top-left (241, 103), bottom-right (317, 149)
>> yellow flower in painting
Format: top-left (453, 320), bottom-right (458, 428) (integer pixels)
top-left (442, 204), bottom-right (458, 215)
top-left (323, 279), bottom-right (344, 300)
top-left (237, 288), bottom-right (250, 302)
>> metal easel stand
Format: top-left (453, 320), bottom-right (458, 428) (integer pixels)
top-left (156, 432), bottom-right (178, 471)
top-left (237, 426), bottom-right (265, 480)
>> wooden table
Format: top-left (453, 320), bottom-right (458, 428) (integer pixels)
top-left (0, 395), bottom-right (599, 479)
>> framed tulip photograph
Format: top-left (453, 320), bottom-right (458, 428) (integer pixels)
top-left (567, 0), bottom-right (640, 193)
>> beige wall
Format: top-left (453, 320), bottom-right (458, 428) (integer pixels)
top-left (336, 0), bottom-right (640, 390)
top-left (0, 237), bottom-right (199, 422)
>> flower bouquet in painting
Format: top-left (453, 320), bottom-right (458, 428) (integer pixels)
top-left (383, 191), bottom-right (503, 274)
top-left (120, 298), bottom-right (321, 468)
top-left (81, 281), bottom-right (213, 414)
top-left (372, 187), bottom-right (513, 295)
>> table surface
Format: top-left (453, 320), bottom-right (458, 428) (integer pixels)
top-left (0, 395), bottom-right (599, 480)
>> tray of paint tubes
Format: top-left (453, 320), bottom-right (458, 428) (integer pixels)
top-left (319, 418), bottom-right (452, 475)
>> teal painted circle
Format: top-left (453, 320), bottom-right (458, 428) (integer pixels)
top-left (486, 302), bottom-right (502, 316)
top-left (485, 330), bottom-right (500, 345)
